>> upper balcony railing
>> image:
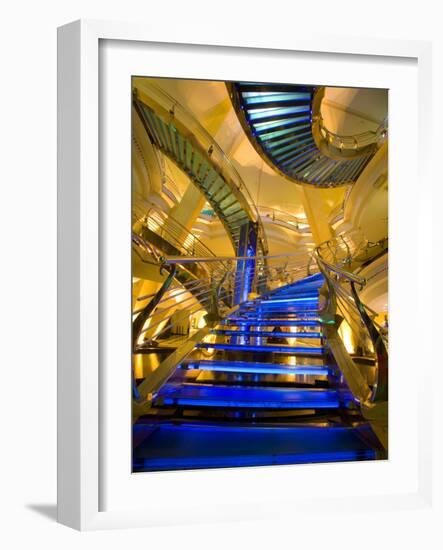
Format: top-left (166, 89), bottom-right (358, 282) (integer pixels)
top-left (311, 86), bottom-right (388, 159)
top-left (315, 114), bottom-right (388, 154)
top-left (257, 205), bottom-right (311, 233)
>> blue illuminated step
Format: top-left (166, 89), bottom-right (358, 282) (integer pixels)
top-left (211, 329), bottom-right (322, 338)
top-left (133, 422), bottom-right (380, 471)
top-left (180, 359), bottom-right (330, 376)
top-left (196, 342), bottom-right (324, 354)
top-left (246, 296), bottom-right (317, 302)
top-left (253, 306), bottom-right (319, 312)
top-left (279, 273), bottom-right (324, 287)
top-left (237, 308), bottom-right (320, 315)
top-left (155, 383), bottom-right (342, 409)
top-left (256, 296), bottom-right (318, 309)
top-left (223, 319), bottom-right (320, 327)
top-left (267, 292), bottom-right (319, 299)
top-left (253, 293), bottom-right (318, 300)
top-left (266, 289), bottom-right (319, 296)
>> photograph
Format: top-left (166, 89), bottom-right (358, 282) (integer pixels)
top-left (0, 0), bottom-right (438, 540)
top-left (131, 76), bottom-right (389, 472)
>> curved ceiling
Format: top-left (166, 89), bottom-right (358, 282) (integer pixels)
top-left (321, 87), bottom-right (388, 136)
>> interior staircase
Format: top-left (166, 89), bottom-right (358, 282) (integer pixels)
top-left (133, 93), bottom-right (267, 256)
top-left (228, 82), bottom-right (384, 187)
top-left (133, 272), bottom-right (386, 472)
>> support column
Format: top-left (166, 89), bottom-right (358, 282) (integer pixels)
top-left (167, 183), bottom-right (206, 239)
top-left (301, 187), bottom-right (334, 246)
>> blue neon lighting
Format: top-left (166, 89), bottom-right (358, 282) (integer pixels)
top-left (263, 297), bottom-right (318, 303)
top-left (196, 343), bottom-right (324, 354)
top-left (223, 319), bottom-right (320, 326)
top-left (157, 384), bottom-right (340, 409)
top-left (181, 360), bottom-right (329, 376)
top-left (211, 330), bottom-right (322, 339)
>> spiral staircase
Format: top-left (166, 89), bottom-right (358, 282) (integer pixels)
top-left (228, 82), bottom-right (387, 187)
top-left (133, 84), bottom-right (268, 256)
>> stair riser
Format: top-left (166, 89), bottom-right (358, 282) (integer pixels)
top-left (196, 343), bottom-right (324, 354)
top-left (211, 330), bottom-right (322, 338)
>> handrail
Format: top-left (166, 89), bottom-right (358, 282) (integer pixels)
top-left (350, 282), bottom-right (388, 401)
top-left (312, 86), bottom-right (388, 156)
top-left (316, 114), bottom-right (388, 153)
top-left (133, 195), bottom-right (221, 261)
top-left (256, 205), bottom-right (311, 233)
top-left (132, 262), bottom-right (177, 400)
top-left (132, 263), bottom-right (177, 352)
top-left (314, 235), bottom-right (388, 404)
top-left (161, 250), bottom-right (312, 264)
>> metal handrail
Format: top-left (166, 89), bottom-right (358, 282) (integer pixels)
top-left (133, 197), bottom-right (228, 282)
top-left (136, 209), bottom-right (215, 260)
top-left (161, 250), bottom-right (312, 264)
top-left (316, 114), bottom-right (388, 152)
top-left (314, 235), bottom-right (388, 404)
top-left (132, 263), bottom-right (177, 352)
top-left (256, 205), bottom-right (311, 233)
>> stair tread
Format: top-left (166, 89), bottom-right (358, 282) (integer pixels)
top-left (224, 319), bottom-right (320, 326)
top-left (196, 342), bottom-right (324, 354)
top-left (211, 329), bottom-right (322, 338)
top-left (133, 421), bottom-right (379, 471)
top-left (156, 383), bottom-right (344, 409)
top-left (181, 359), bottom-right (330, 375)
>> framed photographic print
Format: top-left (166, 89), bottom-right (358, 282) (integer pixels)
top-left (57, 19), bottom-right (434, 531)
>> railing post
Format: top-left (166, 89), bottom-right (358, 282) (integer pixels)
top-left (132, 261), bottom-right (177, 353)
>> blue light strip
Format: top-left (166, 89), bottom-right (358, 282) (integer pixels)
top-left (181, 360), bottom-right (329, 376)
top-left (196, 343), bottom-right (324, 354)
top-left (263, 297), bottom-right (318, 303)
top-left (223, 319), bottom-right (320, 326)
top-left (156, 384), bottom-right (342, 409)
top-left (160, 396), bottom-right (339, 409)
top-left (211, 330), bottom-right (322, 338)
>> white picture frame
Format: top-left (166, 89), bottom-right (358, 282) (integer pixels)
top-left (57, 19), bottom-right (435, 531)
